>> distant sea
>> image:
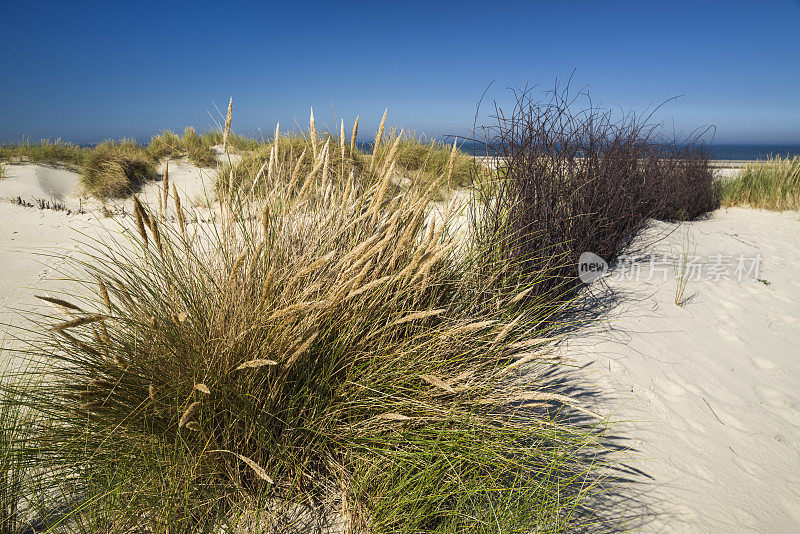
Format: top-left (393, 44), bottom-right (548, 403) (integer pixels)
top-left (454, 141), bottom-right (800, 161)
top-left (704, 145), bottom-right (800, 160)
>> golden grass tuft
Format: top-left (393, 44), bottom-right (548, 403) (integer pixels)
top-left (178, 401), bottom-right (200, 428)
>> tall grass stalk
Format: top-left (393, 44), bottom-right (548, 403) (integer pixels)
top-left (673, 232), bottom-right (696, 307)
top-left (222, 97), bottom-right (233, 152)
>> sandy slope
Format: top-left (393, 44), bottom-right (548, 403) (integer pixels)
top-left (566, 207), bottom-right (800, 532)
top-left (1, 163), bottom-right (798, 531)
top-left (0, 160), bottom-right (216, 354)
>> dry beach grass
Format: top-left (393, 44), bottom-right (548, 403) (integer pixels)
top-left (0, 111), bottom-right (610, 533)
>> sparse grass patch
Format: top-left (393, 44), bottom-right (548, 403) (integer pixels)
top-left (0, 163), bottom-right (6, 180)
top-left (82, 139), bottom-right (157, 198)
top-left (721, 156), bottom-right (800, 210)
top-left (0, 138), bottom-right (87, 169)
top-left (147, 127), bottom-right (218, 167)
top-left (214, 131), bottom-right (267, 153)
top-left (673, 232), bottom-right (695, 307)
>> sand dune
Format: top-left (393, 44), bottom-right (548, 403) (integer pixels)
top-left (567, 207), bottom-right (800, 532)
top-left (0, 160), bottom-right (216, 351)
top-left (0, 164), bottom-right (82, 208)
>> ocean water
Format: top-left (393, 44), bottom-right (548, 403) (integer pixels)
top-left (705, 145), bottom-right (800, 161)
top-left (454, 141), bottom-right (800, 161)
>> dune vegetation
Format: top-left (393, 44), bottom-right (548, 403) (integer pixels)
top-left (369, 128), bottom-right (477, 190)
top-left (0, 109), bottom-right (481, 202)
top-left (218, 115), bottom-right (366, 199)
top-left (0, 90), bottom-right (724, 532)
top-left (80, 139), bottom-right (158, 198)
top-left (721, 156), bottom-right (800, 210)
top-left (0, 110), bottom-right (611, 533)
top-left (147, 127), bottom-right (218, 168)
top-left (0, 138), bottom-right (158, 199)
top-left (474, 85), bottom-right (719, 302)
top-left (0, 138), bottom-right (87, 169)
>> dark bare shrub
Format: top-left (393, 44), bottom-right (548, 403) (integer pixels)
top-left (472, 83), bottom-right (718, 300)
top-left (646, 142), bottom-right (719, 221)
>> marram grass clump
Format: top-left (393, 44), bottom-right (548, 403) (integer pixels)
top-left (81, 139), bottom-right (158, 198)
top-left (147, 127), bottom-right (218, 167)
top-left (5, 112), bottom-right (608, 533)
top-left (721, 156), bottom-right (800, 210)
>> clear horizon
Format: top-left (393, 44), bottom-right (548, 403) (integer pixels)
top-left (1, 0), bottom-right (798, 145)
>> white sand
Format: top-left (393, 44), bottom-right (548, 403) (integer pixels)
top-left (1, 164), bottom-right (798, 530)
top-left (0, 160), bottom-right (216, 350)
top-left (566, 207), bottom-right (800, 532)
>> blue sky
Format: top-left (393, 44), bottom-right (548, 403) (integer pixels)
top-left (1, 0), bottom-right (798, 145)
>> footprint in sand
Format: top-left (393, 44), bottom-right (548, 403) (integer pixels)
top-left (780, 495), bottom-right (800, 525)
top-left (751, 384), bottom-right (800, 429)
top-left (667, 372), bottom-right (704, 396)
top-left (767, 311), bottom-right (799, 326)
top-left (752, 384), bottom-right (789, 409)
top-left (788, 480), bottom-right (800, 498)
top-left (729, 507), bottom-right (759, 526)
top-left (686, 416), bottom-right (711, 436)
top-left (717, 327), bottom-right (744, 345)
top-left (603, 356), bottom-right (626, 374)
